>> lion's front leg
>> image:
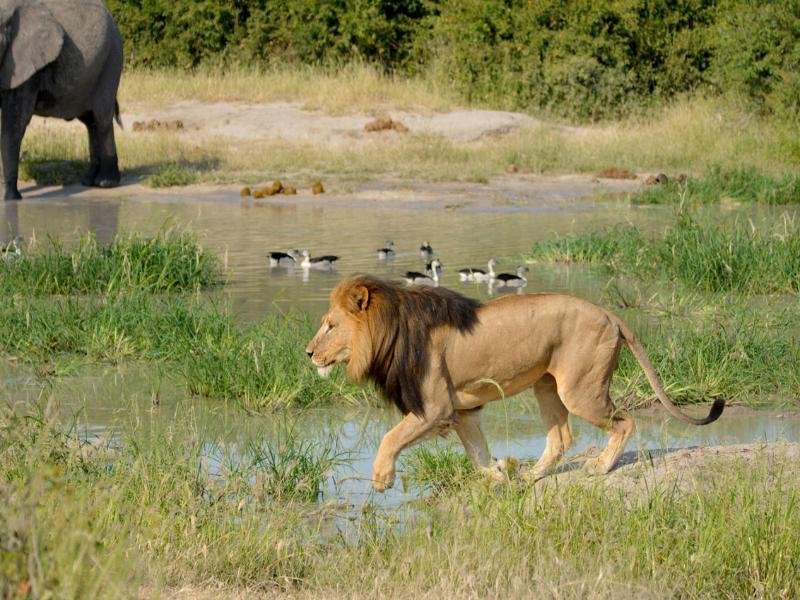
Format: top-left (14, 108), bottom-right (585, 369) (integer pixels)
top-left (372, 407), bottom-right (453, 492)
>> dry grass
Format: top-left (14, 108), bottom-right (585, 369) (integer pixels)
top-left (119, 64), bottom-right (459, 114)
top-left (21, 68), bottom-right (800, 186)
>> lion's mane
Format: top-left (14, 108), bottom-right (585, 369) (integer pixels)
top-left (332, 275), bottom-right (480, 416)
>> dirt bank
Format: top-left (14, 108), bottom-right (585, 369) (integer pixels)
top-left (545, 442), bottom-right (800, 497)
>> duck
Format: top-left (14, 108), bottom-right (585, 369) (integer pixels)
top-left (494, 266), bottom-right (529, 287)
top-left (405, 259), bottom-right (442, 286)
top-left (301, 250), bottom-right (339, 270)
top-left (419, 241), bottom-right (433, 258)
top-left (268, 248), bottom-right (302, 267)
top-left (459, 258), bottom-right (497, 282)
top-left (1, 237), bottom-right (23, 262)
top-left (377, 240), bottom-right (395, 259)
top-left (424, 260), bottom-right (442, 277)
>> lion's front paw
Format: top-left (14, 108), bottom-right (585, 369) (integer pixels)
top-left (371, 461), bottom-right (396, 492)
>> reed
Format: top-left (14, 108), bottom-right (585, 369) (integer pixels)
top-left (0, 229), bottom-right (221, 296)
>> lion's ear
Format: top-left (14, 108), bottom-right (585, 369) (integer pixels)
top-left (350, 285), bottom-right (370, 313)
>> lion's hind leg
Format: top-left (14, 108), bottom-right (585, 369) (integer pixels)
top-left (561, 384), bottom-right (634, 475)
top-left (524, 374), bottom-right (572, 481)
top-left (454, 409), bottom-right (506, 483)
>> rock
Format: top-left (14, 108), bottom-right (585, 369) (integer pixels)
top-left (596, 168), bottom-right (638, 180)
top-left (364, 114), bottom-right (409, 133)
top-left (132, 119), bottom-right (184, 132)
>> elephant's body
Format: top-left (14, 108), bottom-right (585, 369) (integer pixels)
top-left (0, 0), bottom-right (123, 200)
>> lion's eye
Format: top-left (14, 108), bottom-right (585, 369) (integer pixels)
top-left (327, 323), bottom-right (335, 332)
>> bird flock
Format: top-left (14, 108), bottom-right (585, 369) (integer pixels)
top-left (268, 240), bottom-right (529, 294)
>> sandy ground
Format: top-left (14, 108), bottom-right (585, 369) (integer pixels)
top-left (119, 100), bottom-right (556, 145)
top-left (22, 101), bottom-right (643, 204)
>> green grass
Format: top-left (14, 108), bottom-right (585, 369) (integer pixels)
top-left (634, 166), bottom-right (800, 206)
top-left (613, 301), bottom-right (800, 407)
top-left (145, 162), bottom-right (200, 187)
top-left (401, 442), bottom-right (476, 495)
top-left (0, 229), bottom-right (220, 296)
top-left (529, 212), bottom-right (800, 294)
top-left (0, 295), bottom-right (366, 409)
top-left (2, 401), bottom-right (798, 598)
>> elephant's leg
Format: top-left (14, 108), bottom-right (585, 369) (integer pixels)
top-left (79, 113), bottom-right (101, 187)
top-left (81, 112), bottom-right (119, 188)
top-left (1, 87), bottom-right (37, 201)
top-left (93, 114), bottom-right (120, 188)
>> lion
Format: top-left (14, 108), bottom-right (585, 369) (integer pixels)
top-left (305, 275), bottom-right (724, 491)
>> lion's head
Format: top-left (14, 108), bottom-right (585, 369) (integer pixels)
top-left (306, 275), bottom-right (481, 416)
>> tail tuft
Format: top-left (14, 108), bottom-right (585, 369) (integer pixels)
top-left (698, 397), bottom-right (725, 425)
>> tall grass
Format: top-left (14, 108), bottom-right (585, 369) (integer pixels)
top-left (0, 229), bottom-right (220, 296)
top-left (2, 402), bottom-right (798, 598)
top-left (613, 303), bottom-right (800, 406)
top-left (0, 295), bottom-right (365, 409)
top-left (635, 165), bottom-right (800, 205)
top-left (529, 212), bottom-right (800, 294)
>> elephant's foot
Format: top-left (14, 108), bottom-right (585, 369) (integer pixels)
top-left (95, 178), bottom-right (120, 188)
top-left (83, 172), bottom-right (120, 189)
top-left (4, 186), bottom-right (21, 201)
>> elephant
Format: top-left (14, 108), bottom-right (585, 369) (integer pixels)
top-left (0, 0), bottom-right (123, 200)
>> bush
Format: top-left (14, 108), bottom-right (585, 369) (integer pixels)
top-left (106, 0), bottom-right (800, 121)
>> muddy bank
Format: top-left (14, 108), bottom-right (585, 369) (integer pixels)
top-left (17, 173), bottom-right (645, 209)
top-left (544, 442), bottom-right (800, 496)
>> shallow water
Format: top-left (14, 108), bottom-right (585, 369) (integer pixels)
top-left (2, 192), bottom-right (798, 509)
top-left (1, 192), bottom-right (669, 320)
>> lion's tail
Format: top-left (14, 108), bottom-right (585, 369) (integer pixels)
top-left (614, 315), bottom-right (724, 425)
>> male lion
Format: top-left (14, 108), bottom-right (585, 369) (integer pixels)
top-left (306, 275), bottom-right (724, 491)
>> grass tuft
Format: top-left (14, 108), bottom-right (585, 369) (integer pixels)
top-left (402, 443), bottom-right (475, 494)
top-left (0, 229), bottom-right (220, 296)
top-left (145, 162), bottom-right (199, 187)
top-left (635, 165), bottom-right (800, 205)
top-left (529, 212), bottom-right (800, 294)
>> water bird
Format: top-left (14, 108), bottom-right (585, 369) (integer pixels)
top-left (268, 248), bottom-right (302, 267)
top-left (377, 240), bottom-right (395, 259)
top-left (301, 250), bottom-right (339, 270)
top-left (405, 259), bottom-right (442, 286)
top-left (494, 266), bottom-right (529, 287)
top-left (459, 258), bottom-right (497, 282)
top-left (419, 241), bottom-right (433, 257)
top-left (1, 237), bottom-right (23, 262)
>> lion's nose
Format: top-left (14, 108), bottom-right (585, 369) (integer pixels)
top-left (306, 350), bottom-right (313, 358)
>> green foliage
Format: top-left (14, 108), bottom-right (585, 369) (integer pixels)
top-left (106, 0), bottom-right (800, 120)
top-left (0, 230), bottom-right (220, 296)
top-left (107, 0), bottom-right (427, 70)
top-left (529, 212), bottom-right (800, 294)
top-left (635, 166), bottom-right (800, 205)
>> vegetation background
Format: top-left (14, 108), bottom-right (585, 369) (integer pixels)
top-left (107, 0), bottom-right (800, 122)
